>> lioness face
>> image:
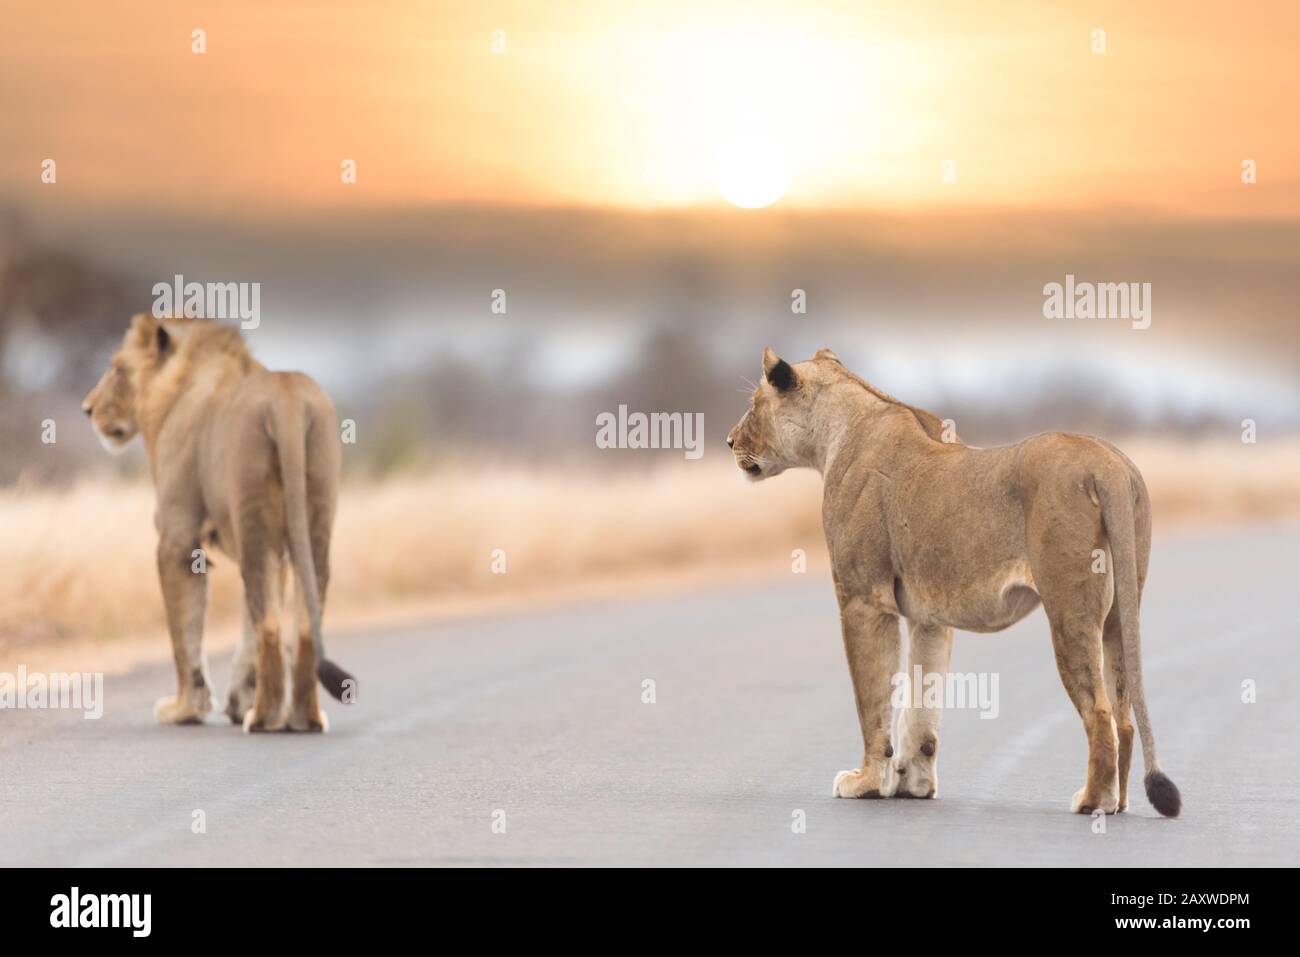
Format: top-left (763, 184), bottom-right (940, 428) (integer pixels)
top-left (726, 347), bottom-right (826, 480)
top-left (82, 313), bottom-right (167, 452)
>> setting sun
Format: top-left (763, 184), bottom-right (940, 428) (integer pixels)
top-left (1, 0), bottom-right (1296, 216)
top-left (713, 132), bottom-right (790, 208)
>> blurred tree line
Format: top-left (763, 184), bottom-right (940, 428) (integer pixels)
top-left (0, 213), bottom-right (144, 484)
top-left (0, 211), bottom-right (1254, 487)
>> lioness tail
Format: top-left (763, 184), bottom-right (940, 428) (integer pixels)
top-left (271, 395), bottom-right (355, 704)
top-left (316, 659), bottom-right (355, 702)
top-left (1096, 467), bottom-right (1180, 818)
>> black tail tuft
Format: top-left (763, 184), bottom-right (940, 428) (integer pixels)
top-left (1144, 770), bottom-right (1181, 818)
top-left (317, 659), bottom-right (356, 703)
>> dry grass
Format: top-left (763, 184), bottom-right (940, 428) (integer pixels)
top-left (1126, 437), bottom-right (1300, 525)
top-left (1, 438), bottom-right (1297, 648)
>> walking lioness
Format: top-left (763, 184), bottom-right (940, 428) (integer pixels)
top-left (727, 348), bottom-right (1180, 817)
top-left (83, 314), bottom-right (354, 732)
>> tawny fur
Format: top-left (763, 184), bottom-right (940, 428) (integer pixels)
top-left (83, 314), bottom-right (347, 732)
top-left (727, 348), bottom-right (1180, 816)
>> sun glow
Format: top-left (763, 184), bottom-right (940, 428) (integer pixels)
top-left (9, 2), bottom-right (1295, 215)
top-left (713, 132), bottom-right (790, 208)
top-left (548, 6), bottom-right (933, 208)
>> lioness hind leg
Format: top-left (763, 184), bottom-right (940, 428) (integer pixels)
top-left (242, 550), bottom-right (287, 733)
top-left (225, 607), bottom-right (258, 724)
top-left (285, 577), bottom-right (327, 733)
top-left (1028, 498), bottom-right (1119, 815)
top-left (894, 622), bottom-right (952, 799)
top-left (1102, 608), bottom-right (1134, 812)
top-left (1047, 617), bottom-right (1119, 814)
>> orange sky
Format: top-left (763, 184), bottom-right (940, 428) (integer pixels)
top-left (2, 0), bottom-right (1297, 216)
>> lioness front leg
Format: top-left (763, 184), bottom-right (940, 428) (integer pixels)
top-left (832, 599), bottom-right (901, 798)
top-left (155, 530), bottom-right (213, 724)
top-left (894, 621), bottom-right (952, 799)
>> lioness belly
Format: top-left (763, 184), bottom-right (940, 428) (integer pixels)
top-left (894, 561), bottom-right (1041, 633)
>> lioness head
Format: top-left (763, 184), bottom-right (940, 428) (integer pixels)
top-left (82, 313), bottom-right (172, 452)
top-left (726, 347), bottom-right (844, 480)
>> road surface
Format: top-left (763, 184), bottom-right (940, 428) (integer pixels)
top-left (2, 523), bottom-right (1297, 866)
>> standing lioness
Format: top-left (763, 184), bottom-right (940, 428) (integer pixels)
top-left (727, 348), bottom-right (1180, 817)
top-left (83, 314), bottom-right (354, 732)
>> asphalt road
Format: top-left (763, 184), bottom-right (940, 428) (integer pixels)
top-left (2, 523), bottom-right (1297, 866)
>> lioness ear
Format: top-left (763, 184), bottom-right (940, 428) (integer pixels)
top-left (814, 348), bottom-right (841, 364)
top-left (128, 312), bottom-right (158, 348)
top-left (155, 324), bottom-right (171, 357)
top-left (762, 347), bottom-right (798, 393)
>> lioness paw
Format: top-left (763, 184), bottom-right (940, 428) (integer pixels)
top-left (832, 769), bottom-right (856, 797)
top-left (891, 729), bottom-right (939, 798)
top-left (832, 767), bottom-right (888, 799)
top-left (892, 755), bottom-right (938, 799)
top-left (225, 675), bottom-right (257, 724)
top-left (285, 708), bottom-right (329, 733)
top-left (1071, 787), bottom-right (1119, 815)
top-left (242, 709), bottom-right (285, 734)
top-left (224, 691), bottom-right (252, 725)
top-left (154, 692), bottom-right (210, 725)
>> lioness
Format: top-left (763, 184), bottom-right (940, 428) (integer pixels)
top-left (83, 314), bottom-right (354, 731)
top-left (727, 348), bottom-right (1181, 817)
